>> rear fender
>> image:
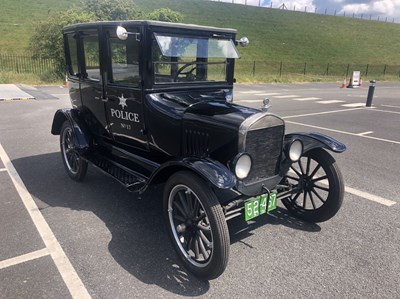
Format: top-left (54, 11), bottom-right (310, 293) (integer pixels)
top-left (51, 108), bottom-right (91, 152)
top-left (148, 157), bottom-right (236, 190)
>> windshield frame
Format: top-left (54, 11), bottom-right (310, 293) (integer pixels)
top-left (150, 30), bottom-right (238, 87)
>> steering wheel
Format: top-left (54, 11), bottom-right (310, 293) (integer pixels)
top-left (173, 62), bottom-right (198, 82)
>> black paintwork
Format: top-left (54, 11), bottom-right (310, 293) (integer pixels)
top-left (52, 20), bottom-right (346, 202)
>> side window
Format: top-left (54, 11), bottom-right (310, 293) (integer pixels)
top-left (66, 34), bottom-right (79, 76)
top-left (82, 35), bottom-right (100, 81)
top-left (108, 32), bottom-right (140, 85)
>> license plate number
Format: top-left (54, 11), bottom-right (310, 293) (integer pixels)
top-left (244, 193), bottom-right (277, 221)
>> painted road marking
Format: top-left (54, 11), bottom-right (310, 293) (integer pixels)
top-left (288, 170), bottom-right (396, 206)
top-left (293, 97), bottom-right (321, 101)
top-left (316, 100), bottom-right (345, 104)
top-left (0, 168), bottom-right (6, 172)
top-left (0, 143), bottom-right (91, 299)
top-left (381, 104), bottom-right (400, 109)
top-left (283, 107), bottom-right (366, 119)
top-left (236, 99), bottom-right (262, 103)
top-left (370, 109), bottom-right (400, 115)
top-left (285, 120), bottom-right (400, 145)
top-left (342, 103), bottom-right (366, 108)
top-left (0, 248), bottom-right (50, 270)
top-left (240, 90), bottom-right (263, 94)
top-left (255, 93), bottom-right (280, 96)
top-left (357, 131), bottom-right (373, 136)
top-left (345, 186), bottom-right (396, 206)
top-left (274, 95), bottom-right (299, 99)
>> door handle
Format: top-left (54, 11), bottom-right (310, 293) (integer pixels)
top-left (94, 96), bottom-right (109, 102)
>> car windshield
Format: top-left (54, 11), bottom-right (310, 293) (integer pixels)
top-left (152, 33), bottom-right (239, 84)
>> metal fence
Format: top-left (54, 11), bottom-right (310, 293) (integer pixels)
top-left (0, 53), bottom-right (63, 76)
top-left (1, 53), bottom-right (399, 81)
top-left (235, 61), bottom-right (400, 79)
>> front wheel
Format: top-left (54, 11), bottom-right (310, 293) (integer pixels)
top-left (60, 121), bottom-right (88, 181)
top-left (281, 148), bottom-right (344, 223)
top-left (163, 171), bottom-right (230, 280)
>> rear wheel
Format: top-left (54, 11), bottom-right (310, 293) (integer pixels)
top-left (163, 171), bottom-right (230, 280)
top-left (60, 121), bottom-right (88, 181)
top-left (281, 148), bottom-right (344, 222)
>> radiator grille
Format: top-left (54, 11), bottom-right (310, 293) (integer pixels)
top-left (243, 125), bottom-right (284, 184)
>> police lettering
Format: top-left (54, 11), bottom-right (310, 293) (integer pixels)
top-left (111, 108), bottom-right (140, 123)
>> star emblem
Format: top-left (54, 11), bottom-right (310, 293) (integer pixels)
top-left (118, 94), bottom-right (128, 109)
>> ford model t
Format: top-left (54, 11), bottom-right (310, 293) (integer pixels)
top-left (52, 20), bottom-right (345, 279)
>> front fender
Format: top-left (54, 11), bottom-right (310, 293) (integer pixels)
top-left (285, 132), bottom-right (346, 154)
top-left (148, 157), bottom-right (236, 190)
top-left (51, 108), bottom-right (91, 152)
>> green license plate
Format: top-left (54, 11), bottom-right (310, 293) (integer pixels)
top-left (244, 193), bottom-right (277, 221)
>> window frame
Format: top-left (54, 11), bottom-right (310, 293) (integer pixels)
top-left (105, 27), bottom-right (142, 88)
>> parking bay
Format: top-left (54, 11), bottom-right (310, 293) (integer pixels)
top-left (0, 83), bottom-right (399, 298)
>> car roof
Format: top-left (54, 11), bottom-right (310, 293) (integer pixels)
top-left (62, 20), bottom-right (237, 34)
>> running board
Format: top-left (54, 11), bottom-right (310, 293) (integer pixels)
top-left (86, 153), bottom-right (147, 192)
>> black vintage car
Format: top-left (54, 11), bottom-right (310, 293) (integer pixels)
top-left (52, 20), bottom-right (345, 279)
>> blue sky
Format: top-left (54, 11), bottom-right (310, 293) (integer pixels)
top-left (214, 0), bottom-right (400, 20)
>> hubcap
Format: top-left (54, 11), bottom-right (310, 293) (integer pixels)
top-left (61, 127), bottom-right (80, 175)
top-left (168, 185), bottom-right (213, 268)
top-left (286, 157), bottom-right (330, 210)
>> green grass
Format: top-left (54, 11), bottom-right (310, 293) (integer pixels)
top-left (1, 0), bottom-right (400, 84)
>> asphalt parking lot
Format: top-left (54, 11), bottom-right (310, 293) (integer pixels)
top-left (0, 82), bottom-right (399, 298)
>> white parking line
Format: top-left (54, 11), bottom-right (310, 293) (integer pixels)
top-left (345, 186), bottom-right (396, 206)
top-left (288, 170), bottom-right (396, 206)
top-left (316, 100), bottom-right (345, 104)
top-left (274, 95), bottom-right (299, 99)
top-left (283, 107), bottom-right (366, 119)
top-left (357, 131), bottom-right (373, 136)
top-left (0, 248), bottom-right (50, 270)
top-left (0, 143), bottom-right (91, 299)
top-left (381, 104), bottom-right (400, 109)
top-left (293, 97), bottom-right (321, 101)
top-left (342, 103), bottom-right (365, 108)
top-left (240, 90), bottom-right (263, 94)
top-left (236, 99), bottom-right (262, 103)
top-left (255, 93), bottom-right (280, 96)
top-left (0, 168), bottom-right (6, 172)
top-left (285, 120), bottom-right (400, 145)
top-left (371, 109), bottom-right (400, 115)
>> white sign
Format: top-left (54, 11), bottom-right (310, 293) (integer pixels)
top-left (352, 71), bottom-right (360, 87)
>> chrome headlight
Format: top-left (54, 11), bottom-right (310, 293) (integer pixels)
top-left (287, 139), bottom-right (303, 162)
top-left (233, 153), bottom-right (252, 179)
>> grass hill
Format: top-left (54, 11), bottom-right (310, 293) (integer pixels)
top-left (1, 0), bottom-right (400, 68)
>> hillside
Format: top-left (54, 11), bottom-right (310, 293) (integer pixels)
top-left (1, 0), bottom-right (400, 65)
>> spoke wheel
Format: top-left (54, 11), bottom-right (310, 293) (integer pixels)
top-left (281, 148), bottom-right (344, 223)
top-left (60, 121), bottom-right (88, 181)
top-left (164, 171), bottom-right (229, 280)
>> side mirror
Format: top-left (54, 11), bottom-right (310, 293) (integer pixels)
top-left (116, 26), bottom-right (141, 42)
top-left (238, 37), bottom-right (250, 47)
top-left (116, 26), bottom-right (128, 40)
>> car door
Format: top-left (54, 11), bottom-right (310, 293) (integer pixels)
top-left (79, 29), bottom-right (111, 140)
top-left (103, 26), bottom-right (148, 150)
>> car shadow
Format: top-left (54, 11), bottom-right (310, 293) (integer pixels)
top-left (12, 152), bottom-right (319, 295)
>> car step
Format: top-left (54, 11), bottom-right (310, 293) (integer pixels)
top-left (87, 153), bottom-right (147, 192)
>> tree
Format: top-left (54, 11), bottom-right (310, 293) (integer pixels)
top-left (84, 0), bottom-right (142, 21)
top-left (146, 8), bottom-right (184, 23)
top-left (29, 0), bottom-right (183, 78)
top-left (30, 9), bottom-right (96, 73)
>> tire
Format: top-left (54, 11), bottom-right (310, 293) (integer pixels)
top-left (60, 121), bottom-right (88, 181)
top-left (281, 148), bottom-right (344, 223)
top-left (163, 171), bottom-right (230, 280)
